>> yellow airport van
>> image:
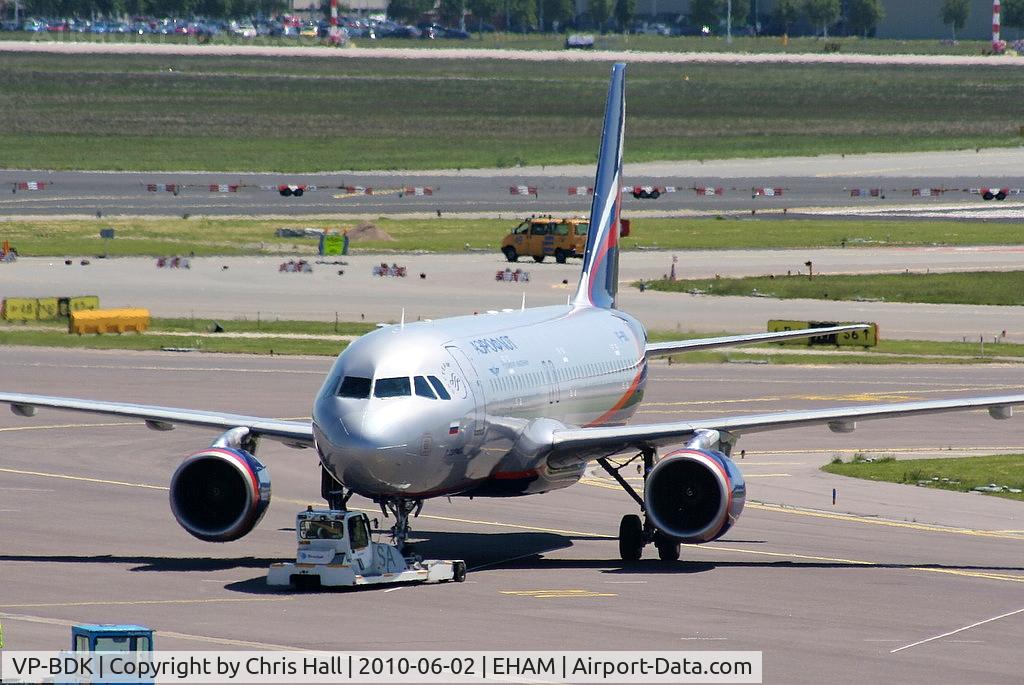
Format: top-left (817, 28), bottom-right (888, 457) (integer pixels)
top-left (500, 217), bottom-right (589, 263)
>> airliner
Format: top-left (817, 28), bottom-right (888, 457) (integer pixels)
top-left (3, 64), bottom-right (1022, 562)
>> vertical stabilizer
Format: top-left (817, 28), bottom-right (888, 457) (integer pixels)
top-left (572, 62), bottom-right (625, 310)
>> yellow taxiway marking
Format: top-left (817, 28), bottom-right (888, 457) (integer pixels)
top-left (0, 611), bottom-right (305, 650)
top-left (747, 502), bottom-right (1024, 541)
top-left (0, 422), bottom-right (137, 433)
top-left (500, 589), bottom-right (617, 599)
top-left (0, 467), bottom-right (168, 490)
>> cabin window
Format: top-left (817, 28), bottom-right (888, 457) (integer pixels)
top-left (428, 375), bottom-right (452, 400)
top-left (337, 376), bottom-right (371, 399)
top-left (374, 377), bottom-right (411, 398)
top-left (414, 376), bottom-right (437, 399)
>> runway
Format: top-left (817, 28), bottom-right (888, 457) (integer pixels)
top-left (2, 164), bottom-right (1023, 218)
top-left (1, 348), bottom-right (1022, 683)
top-left (6, 250), bottom-right (1024, 341)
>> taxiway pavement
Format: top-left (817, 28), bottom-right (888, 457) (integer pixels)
top-left (6, 250), bottom-right (1024, 341)
top-left (0, 348), bottom-right (1022, 683)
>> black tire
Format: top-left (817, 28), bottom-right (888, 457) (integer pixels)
top-left (632, 191), bottom-right (642, 199)
top-left (503, 246), bottom-right (518, 263)
top-left (618, 514), bottom-right (643, 562)
top-left (983, 191), bottom-right (994, 201)
top-left (533, 254), bottom-right (545, 263)
top-left (650, 190), bottom-right (661, 199)
top-left (280, 188), bottom-right (293, 197)
top-left (995, 191), bottom-right (1007, 201)
top-left (452, 561), bottom-right (467, 582)
top-left (655, 535), bottom-right (681, 562)
top-left (554, 249), bottom-right (567, 264)
top-left (294, 188), bottom-right (304, 197)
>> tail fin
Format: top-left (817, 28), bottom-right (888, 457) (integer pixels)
top-left (572, 62), bottom-right (625, 310)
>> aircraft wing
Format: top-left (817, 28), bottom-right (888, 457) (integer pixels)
top-left (546, 393), bottom-right (1024, 467)
top-left (0, 392), bottom-right (314, 449)
top-left (644, 324), bottom-right (869, 358)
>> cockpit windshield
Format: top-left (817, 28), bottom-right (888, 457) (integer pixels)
top-left (337, 376), bottom-right (371, 399)
top-left (374, 377), bottom-right (411, 398)
top-left (337, 374), bottom-right (452, 400)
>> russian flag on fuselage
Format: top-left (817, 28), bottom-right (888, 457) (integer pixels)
top-left (572, 62), bottom-right (626, 311)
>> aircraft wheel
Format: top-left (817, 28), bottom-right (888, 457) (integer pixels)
top-left (533, 254), bottom-right (545, 263)
top-left (655, 535), bottom-right (681, 562)
top-left (452, 561), bottom-right (467, 582)
top-left (618, 514), bottom-right (644, 561)
top-left (503, 246), bottom-right (518, 262)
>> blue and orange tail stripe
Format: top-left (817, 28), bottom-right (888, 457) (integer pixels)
top-left (572, 62), bottom-right (625, 311)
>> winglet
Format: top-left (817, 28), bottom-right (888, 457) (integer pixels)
top-left (572, 63), bottom-right (626, 310)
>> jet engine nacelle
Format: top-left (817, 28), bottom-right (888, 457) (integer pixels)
top-left (644, 448), bottom-right (745, 544)
top-left (169, 447), bottom-right (271, 542)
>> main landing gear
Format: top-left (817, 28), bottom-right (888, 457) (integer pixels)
top-left (597, 448), bottom-right (681, 562)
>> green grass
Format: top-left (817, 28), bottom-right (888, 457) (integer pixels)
top-left (0, 327), bottom-right (352, 356)
top-left (5, 217), bottom-right (1024, 257)
top-left (823, 454), bottom-right (1024, 502)
top-left (643, 271), bottom-right (1024, 306)
top-left (1, 54), bottom-right (1023, 171)
top-left (4, 317), bottom-right (1021, 362)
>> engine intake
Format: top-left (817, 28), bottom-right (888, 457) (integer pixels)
top-left (169, 447), bottom-right (271, 542)
top-left (644, 448), bottom-right (745, 543)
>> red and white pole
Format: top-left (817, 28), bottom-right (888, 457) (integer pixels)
top-left (993, 0), bottom-right (1001, 43)
top-left (328, 0), bottom-right (342, 45)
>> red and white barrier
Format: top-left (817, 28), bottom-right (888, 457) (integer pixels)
top-left (404, 187), bottom-right (433, 196)
top-left (209, 184), bottom-right (240, 193)
top-left (145, 183), bottom-right (180, 193)
top-left (753, 187), bottom-right (784, 197)
top-left (510, 185), bottom-right (538, 196)
top-left (911, 188), bottom-right (946, 197)
top-left (567, 186), bottom-right (593, 196)
top-left (970, 187), bottom-right (1020, 200)
top-left (694, 186), bottom-right (723, 196)
top-left (849, 188), bottom-right (882, 197)
top-left (14, 181), bottom-right (48, 191)
top-left (343, 186), bottom-right (373, 195)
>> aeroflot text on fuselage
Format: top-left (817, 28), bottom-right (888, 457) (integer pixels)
top-left (469, 336), bottom-right (518, 354)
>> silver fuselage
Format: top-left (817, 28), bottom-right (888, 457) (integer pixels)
top-left (312, 304), bottom-right (647, 499)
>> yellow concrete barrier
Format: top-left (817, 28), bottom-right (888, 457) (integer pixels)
top-left (2, 298), bottom-right (38, 321)
top-left (70, 308), bottom-right (150, 335)
top-left (36, 297), bottom-right (59, 321)
top-left (68, 295), bottom-right (100, 313)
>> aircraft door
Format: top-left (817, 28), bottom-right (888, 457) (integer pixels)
top-left (444, 346), bottom-right (485, 437)
top-left (542, 360), bottom-right (560, 405)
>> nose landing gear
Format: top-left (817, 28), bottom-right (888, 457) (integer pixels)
top-left (379, 498), bottom-right (423, 550)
